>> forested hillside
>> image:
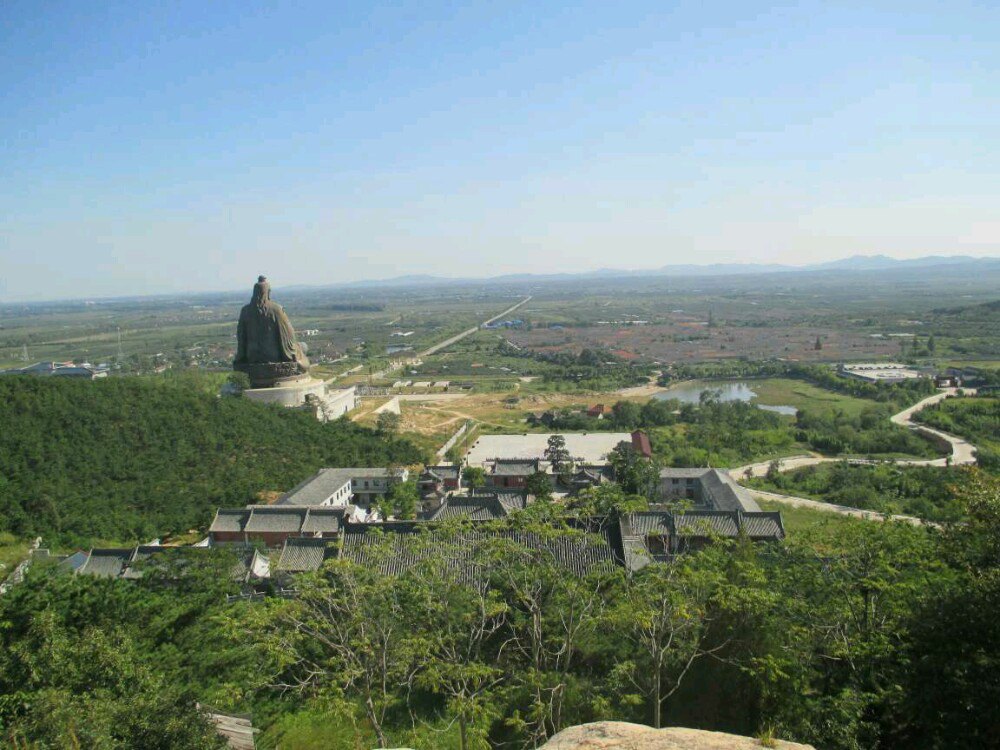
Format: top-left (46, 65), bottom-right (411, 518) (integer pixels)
top-left (3, 477), bottom-right (999, 749)
top-left (0, 377), bottom-right (423, 545)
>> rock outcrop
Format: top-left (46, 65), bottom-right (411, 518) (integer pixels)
top-left (540, 722), bottom-right (814, 750)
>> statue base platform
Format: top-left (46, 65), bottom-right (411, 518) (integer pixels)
top-left (234, 361), bottom-right (311, 389)
top-left (241, 380), bottom-right (359, 421)
top-left (243, 377), bottom-right (327, 409)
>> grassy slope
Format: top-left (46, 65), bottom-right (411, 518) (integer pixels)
top-left (749, 377), bottom-right (876, 417)
top-left (0, 534), bottom-right (30, 583)
top-left (757, 497), bottom-right (865, 550)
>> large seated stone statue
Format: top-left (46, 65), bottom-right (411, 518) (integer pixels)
top-left (234, 276), bottom-right (310, 388)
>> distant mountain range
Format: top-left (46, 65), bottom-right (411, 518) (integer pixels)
top-left (315, 254), bottom-right (1000, 290)
top-left (9, 254), bottom-right (998, 306)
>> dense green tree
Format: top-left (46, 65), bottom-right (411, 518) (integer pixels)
top-left (463, 466), bottom-right (487, 494)
top-left (0, 614), bottom-right (225, 749)
top-left (607, 556), bottom-right (722, 728)
top-left (384, 477), bottom-right (420, 519)
top-left (525, 470), bottom-right (553, 500)
top-left (611, 401), bottom-right (642, 428)
top-left (544, 434), bottom-right (573, 477)
top-left (571, 484), bottom-right (648, 516)
top-left (376, 410), bottom-right (402, 435)
top-left (609, 441), bottom-right (659, 499)
top-left (0, 377), bottom-right (422, 545)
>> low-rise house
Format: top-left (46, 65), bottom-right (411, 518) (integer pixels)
top-left (488, 459), bottom-right (543, 490)
top-left (2, 361), bottom-right (107, 379)
top-left (658, 468), bottom-right (760, 512)
top-left (77, 548), bottom-right (134, 578)
top-left (526, 411), bottom-right (557, 428)
top-left (586, 404), bottom-right (612, 419)
top-left (74, 545), bottom-right (269, 583)
top-left (277, 467), bottom-right (409, 507)
top-left (947, 367), bottom-right (987, 387)
top-left (418, 465), bottom-right (462, 497)
top-left (564, 464), bottom-right (613, 494)
top-left (422, 492), bottom-right (527, 521)
top-left (618, 509), bottom-right (784, 570)
top-left (839, 363), bottom-right (924, 384)
top-left (208, 505), bottom-right (349, 547)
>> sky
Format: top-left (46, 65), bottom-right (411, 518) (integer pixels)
top-left (2, 1), bottom-right (999, 301)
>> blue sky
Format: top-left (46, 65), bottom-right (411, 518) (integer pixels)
top-left (2, 1), bottom-right (998, 300)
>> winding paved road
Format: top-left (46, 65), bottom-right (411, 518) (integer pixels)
top-left (730, 388), bottom-right (978, 522)
top-left (733, 388), bottom-right (976, 480)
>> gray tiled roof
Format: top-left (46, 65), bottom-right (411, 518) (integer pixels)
top-left (423, 465), bottom-right (460, 480)
top-left (279, 467), bottom-right (399, 506)
top-left (427, 497), bottom-right (504, 521)
top-left (300, 507), bottom-right (345, 534)
top-left (740, 512), bottom-right (785, 540)
top-left (658, 468), bottom-right (760, 513)
top-left (573, 465), bottom-right (611, 481)
top-left (210, 509), bottom-right (250, 533)
top-left (228, 546), bottom-right (265, 582)
top-left (78, 548), bottom-right (132, 578)
top-left (491, 460), bottom-right (539, 476)
top-left (59, 551), bottom-right (89, 572)
top-left (496, 493), bottom-right (527, 513)
top-left (659, 468), bottom-right (713, 479)
top-left (121, 545), bottom-right (168, 578)
top-left (243, 508), bottom-right (307, 533)
top-left (674, 511), bottom-right (741, 537)
top-left (75, 545), bottom-right (269, 583)
top-left (623, 512), bottom-right (673, 535)
top-left (700, 470), bottom-right (760, 512)
top-left (277, 468), bottom-right (354, 506)
top-left (425, 493), bottom-right (528, 521)
top-left (275, 538), bottom-right (334, 572)
top-left (621, 538), bottom-right (653, 572)
top-left (342, 524), bottom-right (617, 579)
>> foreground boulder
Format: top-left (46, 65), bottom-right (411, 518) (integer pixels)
top-left (540, 722), bottom-right (814, 750)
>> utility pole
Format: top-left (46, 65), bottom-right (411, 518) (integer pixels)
top-left (21, 343), bottom-right (29, 362)
top-left (117, 327), bottom-right (124, 361)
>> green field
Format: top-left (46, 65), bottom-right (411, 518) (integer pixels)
top-left (749, 377), bottom-right (879, 417)
top-left (756, 497), bottom-right (865, 550)
top-left (752, 463), bottom-right (971, 522)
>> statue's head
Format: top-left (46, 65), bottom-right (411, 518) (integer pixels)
top-left (251, 275), bottom-right (271, 307)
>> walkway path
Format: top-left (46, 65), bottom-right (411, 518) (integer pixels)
top-left (890, 388), bottom-right (977, 464)
top-left (746, 487), bottom-right (929, 526)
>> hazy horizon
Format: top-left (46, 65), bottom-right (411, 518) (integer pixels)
top-left (2, 251), bottom-right (999, 305)
top-left (3, 1), bottom-right (999, 302)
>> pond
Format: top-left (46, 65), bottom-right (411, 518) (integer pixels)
top-left (654, 381), bottom-right (798, 416)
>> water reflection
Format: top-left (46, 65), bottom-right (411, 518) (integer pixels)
top-left (654, 381), bottom-right (797, 416)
